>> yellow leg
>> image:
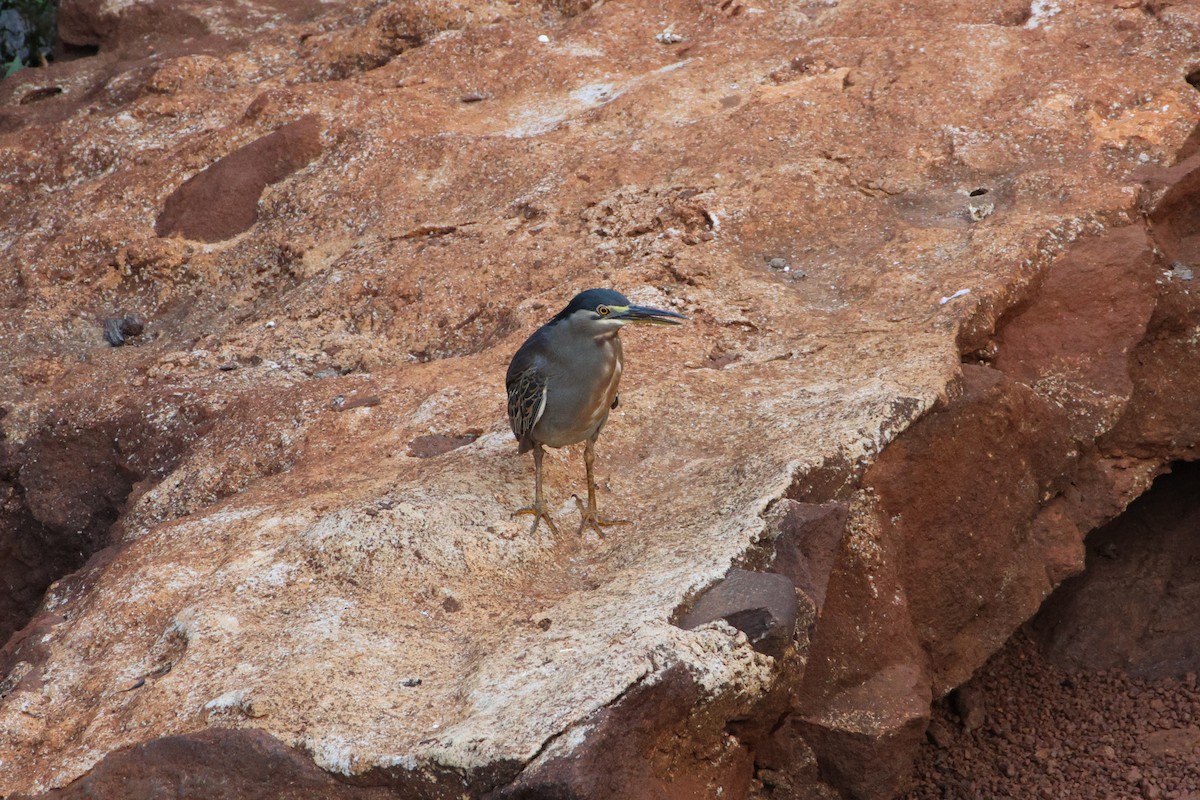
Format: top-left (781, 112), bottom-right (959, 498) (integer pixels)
top-left (575, 437), bottom-right (630, 536)
top-left (514, 444), bottom-right (558, 535)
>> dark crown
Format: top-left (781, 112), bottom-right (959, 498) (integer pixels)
top-left (552, 288), bottom-right (631, 322)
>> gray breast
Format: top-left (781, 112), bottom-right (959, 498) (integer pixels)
top-left (531, 322), bottom-right (624, 448)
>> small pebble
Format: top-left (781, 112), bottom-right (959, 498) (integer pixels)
top-left (103, 314), bottom-right (146, 346)
top-left (121, 315), bottom-right (145, 336)
top-left (104, 318), bottom-right (126, 346)
top-left (1166, 262), bottom-right (1194, 281)
top-left (926, 719), bottom-right (955, 748)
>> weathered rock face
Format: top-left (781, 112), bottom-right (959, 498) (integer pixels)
top-left (2, 0), bottom-right (1200, 798)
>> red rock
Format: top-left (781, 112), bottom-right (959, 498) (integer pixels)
top-left (10, 728), bottom-right (397, 800)
top-left (952, 685), bottom-right (986, 733)
top-left (865, 365), bottom-right (1081, 694)
top-left (991, 226), bottom-right (1158, 439)
top-left (155, 116), bottom-right (323, 242)
top-left (2, 0), bottom-right (1200, 798)
top-left (925, 719), bottom-right (954, 749)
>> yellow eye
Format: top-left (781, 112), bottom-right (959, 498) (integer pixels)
top-left (597, 305), bottom-right (610, 316)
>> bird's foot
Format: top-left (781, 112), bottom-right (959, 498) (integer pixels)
top-left (573, 495), bottom-right (630, 537)
top-left (513, 504), bottom-right (559, 536)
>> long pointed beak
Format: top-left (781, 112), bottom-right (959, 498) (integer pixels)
top-left (613, 304), bottom-right (688, 326)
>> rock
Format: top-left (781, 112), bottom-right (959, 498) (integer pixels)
top-left (155, 116), bottom-right (323, 242)
top-left (764, 500), bottom-right (847, 612)
top-left (2, 0), bottom-right (1200, 798)
top-left (103, 315), bottom-right (145, 347)
top-left (991, 225), bottom-right (1159, 440)
top-left (864, 366), bottom-right (1083, 695)
top-left (679, 569), bottom-right (799, 657)
top-left (951, 686), bottom-right (986, 733)
top-left (797, 661), bottom-right (931, 800)
top-left (496, 663), bottom-right (768, 800)
top-left (796, 497), bottom-right (932, 800)
top-left (102, 318), bottom-right (126, 346)
top-left (13, 728), bottom-right (405, 800)
top-left (1101, 155), bottom-right (1200, 460)
top-left (925, 719), bottom-right (955, 749)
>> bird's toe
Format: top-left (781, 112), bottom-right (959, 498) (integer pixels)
top-left (573, 495), bottom-right (630, 536)
top-left (514, 504), bottom-right (559, 536)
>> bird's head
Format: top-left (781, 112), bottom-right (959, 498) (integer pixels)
top-left (553, 288), bottom-right (687, 333)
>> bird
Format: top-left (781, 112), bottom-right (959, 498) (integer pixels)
top-left (506, 288), bottom-right (687, 536)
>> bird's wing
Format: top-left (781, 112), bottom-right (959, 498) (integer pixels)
top-left (506, 357), bottom-right (548, 452)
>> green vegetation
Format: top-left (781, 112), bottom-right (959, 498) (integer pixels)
top-left (1, 0), bottom-right (57, 77)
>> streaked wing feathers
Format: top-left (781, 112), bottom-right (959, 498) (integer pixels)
top-left (506, 364), bottom-right (547, 451)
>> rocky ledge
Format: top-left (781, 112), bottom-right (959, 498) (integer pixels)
top-left (2, 1), bottom-right (1200, 798)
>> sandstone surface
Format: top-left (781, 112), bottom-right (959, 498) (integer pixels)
top-left (1, 0), bottom-right (1199, 798)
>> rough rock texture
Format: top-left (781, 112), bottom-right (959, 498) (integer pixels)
top-left (155, 115), bottom-right (325, 242)
top-left (905, 462), bottom-right (1200, 798)
top-left (20, 728), bottom-right (398, 800)
top-left (2, 0), bottom-right (1200, 798)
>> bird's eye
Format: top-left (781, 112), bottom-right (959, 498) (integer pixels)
top-left (597, 305), bottom-right (610, 316)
